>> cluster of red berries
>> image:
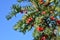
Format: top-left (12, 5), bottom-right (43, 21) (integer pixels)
top-left (26, 17), bottom-right (33, 24)
top-left (50, 16), bottom-right (60, 25)
top-left (41, 10), bottom-right (60, 26)
top-left (37, 26), bottom-right (44, 32)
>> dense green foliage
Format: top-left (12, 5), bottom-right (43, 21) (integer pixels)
top-left (6, 0), bottom-right (60, 40)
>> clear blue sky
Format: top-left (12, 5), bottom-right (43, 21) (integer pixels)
top-left (0, 0), bottom-right (34, 40)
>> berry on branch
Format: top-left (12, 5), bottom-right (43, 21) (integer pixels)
top-left (41, 36), bottom-right (46, 40)
top-left (39, 0), bottom-right (44, 4)
top-left (26, 17), bottom-right (33, 24)
top-left (50, 16), bottom-right (55, 20)
top-left (37, 26), bottom-right (44, 32)
top-left (56, 20), bottom-right (60, 25)
top-left (41, 11), bottom-right (46, 15)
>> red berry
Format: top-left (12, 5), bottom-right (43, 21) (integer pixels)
top-left (41, 36), bottom-right (46, 40)
top-left (26, 17), bottom-right (33, 24)
top-left (39, 0), bottom-right (44, 4)
top-left (50, 16), bottom-right (55, 20)
top-left (37, 27), bottom-right (44, 32)
top-left (40, 0), bottom-right (43, 2)
top-left (56, 20), bottom-right (60, 25)
top-left (41, 11), bottom-right (46, 15)
top-left (28, 17), bottom-right (33, 22)
top-left (40, 2), bottom-right (44, 4)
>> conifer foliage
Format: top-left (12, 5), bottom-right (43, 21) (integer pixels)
top-left (6, 0), bottom-right (60, 40)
